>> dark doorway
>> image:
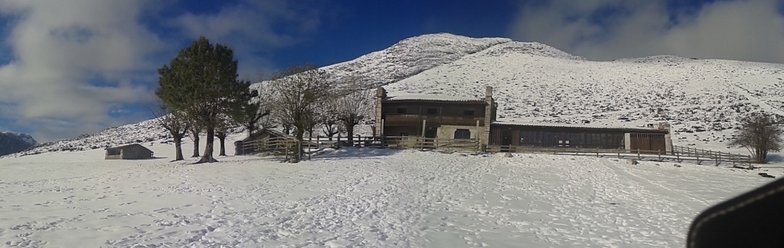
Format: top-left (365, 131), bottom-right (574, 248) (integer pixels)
top-left (501, 130), bottom-right (512, 152)
top-left (425, 130), bottom-right (436, 138)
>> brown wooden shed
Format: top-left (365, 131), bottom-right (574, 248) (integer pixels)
top-left (105, 144), bottom-right (154, 160)
top-left (490, 123), bottom-right (672, 153)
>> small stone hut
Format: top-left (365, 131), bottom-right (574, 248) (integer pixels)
top-left (105, 144), bottom-right (153, 160)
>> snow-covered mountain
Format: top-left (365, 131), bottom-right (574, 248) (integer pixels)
top-left (314, 33), bottom-right (784, 149)
top-left (380, 37), bottom-right (784, 149)
top-left (4, 119), bottom-right (169, 157)
top-left (10, 33), bottom-right (784, 156)
top-left (323, 33), bottom-right (512, 87)
top-left (0, 131), bottom-right (37, 156)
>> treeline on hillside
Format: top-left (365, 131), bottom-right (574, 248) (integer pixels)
top-left (155, 37), bottom-right (373, 163)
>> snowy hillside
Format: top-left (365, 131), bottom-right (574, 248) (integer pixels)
top-left (377, 36), bottom-right (784, 150)
top-left (13, 32), bottom-right (784, 157)
top-left (4, 118), bottom-right (169, 157)
top-left (253, 33), bottom-right (784, 152)
top-left (0, 131), bottom-right (37, 156)
top-left (317, 33), bottom-right (510, 87)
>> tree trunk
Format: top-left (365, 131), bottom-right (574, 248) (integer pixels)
top-left (199, 127), bottom-right (217, 163)
top-left (294, 128), bottom-right (305, 162)
top-left (174, 137), bottom-right (184, 161)
top-left (219, 137), bottom-right (226, 156)
top-left (191, 135), bottom-right (200, 157)
top-left (217, 132), bottom-right (227, 156)
top-left (346, 123), bottom-right (355, 142)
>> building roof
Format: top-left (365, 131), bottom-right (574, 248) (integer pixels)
top-left (385, 93), bottom-right (485, 102)
top-left (491, 122), bottom-right (669, 133)
top-left (105, 143), bottom-right (152, 151)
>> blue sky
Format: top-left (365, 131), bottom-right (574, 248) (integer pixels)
top-left (0, 0), bottom-right (783, 142)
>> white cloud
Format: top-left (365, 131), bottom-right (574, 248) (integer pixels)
top-left (509, 0), bottom-right (784, 63)
top-left (172, 0), bottom-right (326, 79)
top-left (0, 0), bottom-right (327, 142)
top-left (0, 0), bottom-right (163, 141)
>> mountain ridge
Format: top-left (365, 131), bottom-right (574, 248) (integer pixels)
top-left (8, 33), bottom-right (784, 157)
top-left (0, 131), bottom-right (37, 156)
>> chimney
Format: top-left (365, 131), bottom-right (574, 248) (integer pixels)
top-left (374, 87), bottom-right (387, 138)
top-left (485, 86), bottom-right (493, 98)
top-left (376, 87), bottom-right (387, 98)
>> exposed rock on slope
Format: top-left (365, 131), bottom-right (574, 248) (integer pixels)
top-left (0, 132), bottom-right (37, 156)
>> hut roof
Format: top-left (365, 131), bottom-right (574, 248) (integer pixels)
top-left (105, 144), bottom-right (152, 151)
top-left (385, 93), bottom-right (485, 103)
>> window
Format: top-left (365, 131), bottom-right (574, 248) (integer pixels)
top-left (427, 108), bottom-right (438, 115)
top-left (463, 110), bottom-right (475, 116)
top-left (454, 129), bottom-right (471, 139)
top-left (396, 108), bottom-right (406, 114)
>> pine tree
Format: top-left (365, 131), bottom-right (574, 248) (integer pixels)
top-left (156, 36), bottom-right (244, 163)
top-left (188, 123), bottom-right (201, 158)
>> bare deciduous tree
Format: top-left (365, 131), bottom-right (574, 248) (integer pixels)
top-left (311, 99), bottom-right (340, 139)
top-left (271, 64), bottom-right (332, 161)
top-left (333, 79), bottom-right (373, 142)
top-left (729, 113), bottom-right (783, 164)
top-left (152, 105), bottom-right (189, 161)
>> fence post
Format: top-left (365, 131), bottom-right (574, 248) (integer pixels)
top-left (596, 148), bottom-right (599, 157)
top-left (658, 150), bottom-right (661, 161)
top-left (617, 150), bottom-right (621, 159)
top-left (308, 136), bottom-right (312, 160)
top-left (714, 152), bottom-right (719, 166)
top-left (637, 149), bottom-right (641, 160)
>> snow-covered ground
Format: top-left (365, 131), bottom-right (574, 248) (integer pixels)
top-left (1, 137), bottom-right (781, 247)
top-left (3, 32), bottom-right (784, 247)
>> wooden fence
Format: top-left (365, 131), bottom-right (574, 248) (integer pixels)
top-left (486, 144), bottom-right (752, 167)
top-left (671, 145), bottom-right (752, 167)
top-left (240, 135), bottom-right (753, 168)
top-left (239, 136), bottom-right (300, 160)
top-left (382, 136), bottom-right (479, 151)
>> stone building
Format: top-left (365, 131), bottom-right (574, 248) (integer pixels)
top-left (105, 144), bottom-right (153, 160)
top-left (374, 86), bottom-right (496, 148)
